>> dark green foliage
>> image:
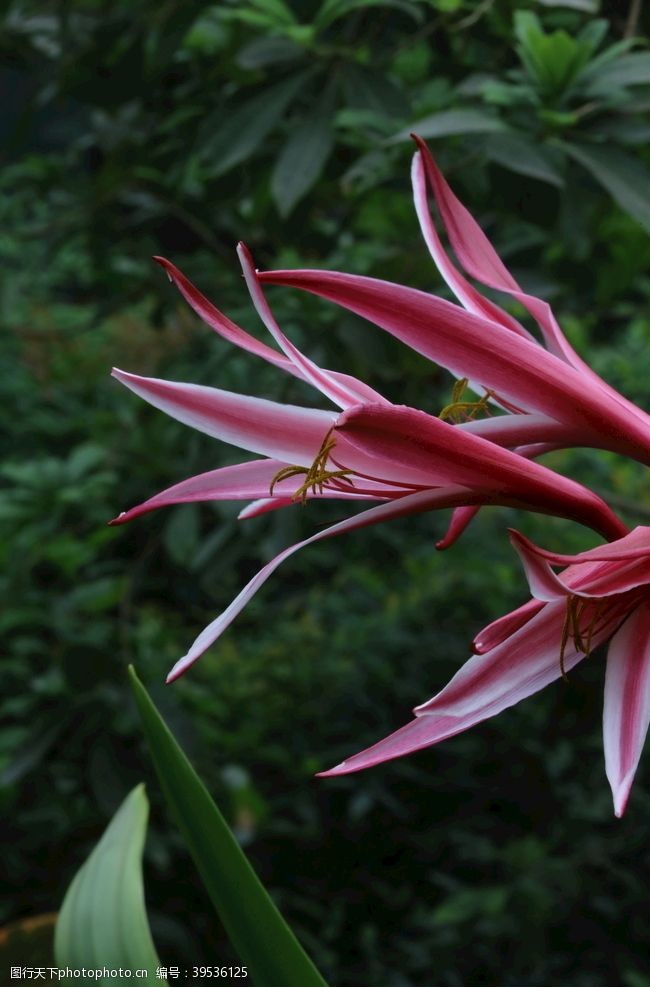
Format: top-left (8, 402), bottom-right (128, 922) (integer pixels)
top-left (1, 1), bottom-right (649, 984)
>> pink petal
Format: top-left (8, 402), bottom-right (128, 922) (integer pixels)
top-left (603, 600), bottom-right (650, 816)
top-left (111, 368), bottom-right (336, 465)
top-left (335, 404), bottom-right (628, 541)
top-left (322, 597), bottom-right (603, 776)
top-left (411, 150), bottom-right (533, 340)
top-left (473, 598), bottom-right (545, 654)
top-left (153, 256), bottom-right (297, 375)
top-left (510, 526), bottom-right (650, 567)
top-left (318, 714), bottom-right (473, 776)
top-left (238, 497), bottom-right (294, 520)
top-left (416, 597), bottom-right (630, 720)
top-left (436, 506), bottom-right (480, 550)
top-left (414, 136), bottom-right (650, 428)
top-left (110, 459), bottom-right (297, 525)
top-left (258, 269), bottom-right (650, 466)
top-left (156, 254), bottom-right (387, 408)
top-left (238, 242), bottom-right (388, 409)
top-left (165, 485), bottom-right (489, 682)
top-left (510, 529), bottom-right (650, 600)
top-left (459, 414), bottom-right (593, 450)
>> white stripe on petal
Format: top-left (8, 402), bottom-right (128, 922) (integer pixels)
top-left (603, 601), bottom-right (650, 817)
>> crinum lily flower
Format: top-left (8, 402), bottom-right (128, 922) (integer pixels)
top-left (321, 526), bottom-right (650, 817)
top-left (257, 138), bottom-right (650, 475)
top-left (112, 244), bottom-right (627, 682)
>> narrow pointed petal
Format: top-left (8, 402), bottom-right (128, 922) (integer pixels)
top-left (238, 497), bottom-right (294, 520)
top-left (156, 254), bottom-right (387, 408)
top-left (510, 529), bottom-right (650, 600)
top-left (416, 598), bottom-right (630, 719)
top-left (603, 601), bottom-right (650, 817)
top-left (109, 459), bottom-right (298, 525)
top-left (318, 713), bottom-right (471, 776)
top-left (258, 269), bottom-right (650, 465)
top-left (436, 506), bottom-right (480, 549)
top-left (335, 404), bottom-right (628, 541)
top-left (509, 530), bottom-right (577, 602)
top-left (165, 486), bottom-right (488, 682)
top-left (413, 137), bottom-right (650, 427)
top-left (411, 150), bottom-right (533, 339)
top-left (473, 598), bottom-right (545, 654)
top-left (322, 597), bottom-right (623, 776)
top-left (238, 242), bottom-right (387, 410)
top-left (510, 526), bottom-right (650, 567)
top-left (153, 256), bottom-right (298, 375)
top-left (459, 414), bottom-right (593, 450)
top-left (111, 368), bottom-right (336, 465)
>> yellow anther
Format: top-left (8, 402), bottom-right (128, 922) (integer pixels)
top-left (439, 377), bottom-right (495, 424)
top-left (269, 428), bottom-right (355, 505)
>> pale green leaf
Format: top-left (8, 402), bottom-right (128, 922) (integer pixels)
top-left (54, 785), bottom-right (164, 986)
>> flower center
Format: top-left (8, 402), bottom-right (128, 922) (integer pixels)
top-left (438, 377), bottom-right (495, 424)
top-left (269, 428), bottom-right (355, 505)
top-left (559, 594), bottom-right (607, 679)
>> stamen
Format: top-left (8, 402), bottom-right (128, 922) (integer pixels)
top-left (439, 377), bottom-right (495, 423)
top-left (269, 428), bottom-right (355, 505)
top-left (559, 595), bottom-right (606, 680)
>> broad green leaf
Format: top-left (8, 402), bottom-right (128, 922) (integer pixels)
top-left (315, 0), bottom-right (423, 31)
top-left (205, 72), bottom-right (309, 178)
top-left (562, 142), bottom-right (650, 233)
top-left (586, 52), bottom-right (650, 90)
top-left (236, 37), bottom-right (304, 70)
top-left (484, 133), bottom-right (564, 188)
top-left (271, 104), bottom-right (334, 216)
top-left (342, 63), bottom-right (409, 119)
top-left (128, 667), bottom-right (330, 987)
top-left (246, 0), bottom-right (297, 27)
top-left (391, 108), bottom-right (505, 144)
top-left (535, 0), bottom-right (598, 10)
top-left (54, 785), bottom-right (164, 986)
top-left (574, 18), bottom-right (608, 58)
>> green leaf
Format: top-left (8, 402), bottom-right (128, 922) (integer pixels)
top-left (587, 52), bottom-right (650, 89)
top-left (391, 108), bottom-right (506, 143)
top-left (535, 0), bottom-right (598, 10)
top-left (246, 0), bottom-right (297, 26)
top-left (315, 0), bottom-right (423, 31)
top-left (484, 133), bottom-right (564, 188)
top-left (271, 103), bottom-right (334, 216)
top-left (128, 666), bottom-right (330, 987)
top-left (236, 37), bottom-right (304, 70)
top-left (562, 142), bottom-right (650, 233)
top-left (342, 63), bottom-right (409, 119)
top-left (54, 785), bottom-right (164, 985)
top-left (205, 72), bottom-right (309, 178)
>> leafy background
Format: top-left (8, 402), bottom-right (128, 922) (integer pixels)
top-left (1, 0), bottom-right (650, 984)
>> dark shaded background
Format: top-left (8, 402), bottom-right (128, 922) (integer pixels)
top-left (2, 1), bottom-right (650, 984)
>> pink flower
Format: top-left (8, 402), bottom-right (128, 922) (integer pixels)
top-left (321, 526), bottom-right (650, 817)
top-left (111, 242), bottom-right (626, 682)
top-left (258, 137), bottom-right (650, 472)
